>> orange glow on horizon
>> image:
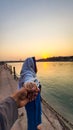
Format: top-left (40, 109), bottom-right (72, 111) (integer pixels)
top-left (41, 53), bottom-right (50, 59)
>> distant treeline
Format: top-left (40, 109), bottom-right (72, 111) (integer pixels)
top-left (0, 60), bottom-right (24, 65)
top-left (0, 56), bottom-right (73, 64)
top-left (36, 56), bottom-right (73, 62)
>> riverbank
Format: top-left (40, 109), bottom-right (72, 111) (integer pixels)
top-left (0, 65), bottom-right (73, 130)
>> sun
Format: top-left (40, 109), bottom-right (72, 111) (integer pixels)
top-left (42, 53), bottom-right (49, 59)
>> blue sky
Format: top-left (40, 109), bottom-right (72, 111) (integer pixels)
top-left (0, 0), bottom-right (73, 60)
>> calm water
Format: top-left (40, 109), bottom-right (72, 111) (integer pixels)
top-left (8, 62), bottom-right (73, 124)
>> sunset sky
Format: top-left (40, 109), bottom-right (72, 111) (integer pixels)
top-left (0, 0), bottom-right (73, 60)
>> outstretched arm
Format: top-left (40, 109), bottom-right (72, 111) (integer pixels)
top-left (0, 82), bottom-right (39, 130)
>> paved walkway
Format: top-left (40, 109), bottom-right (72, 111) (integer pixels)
top-left (0, 66), bottom-right (54, 130)
top-left (0, 66), bottom-right (72, 130)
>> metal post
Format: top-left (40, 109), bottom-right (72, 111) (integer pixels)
top-left (10, 65), bottom-right (12, 74)
top-left (13, 67), bottom-right (16, 79)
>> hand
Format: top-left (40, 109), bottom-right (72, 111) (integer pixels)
top-left (23, 82), bottom-right (39, 101)
top-left (11, 82), bottom-right (39, 108)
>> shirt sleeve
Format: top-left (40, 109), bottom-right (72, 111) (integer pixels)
top-left (0, 97), bottom-right (18, 130)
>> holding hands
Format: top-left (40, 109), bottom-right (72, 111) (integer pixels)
top-left (11, 82), bottom-right (39, 108)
